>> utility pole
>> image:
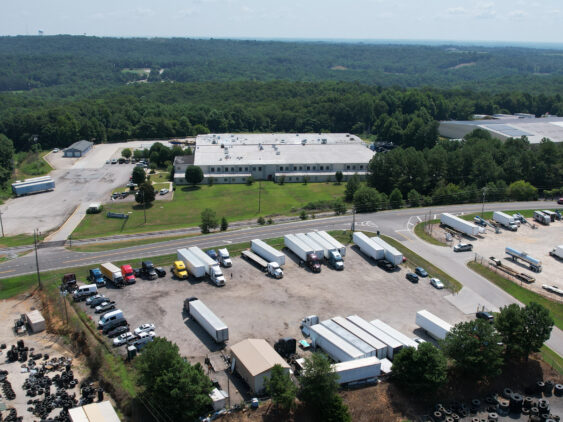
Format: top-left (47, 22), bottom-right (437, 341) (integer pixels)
top-left (258, 181), bottom-right (262, 213)
top-left (142, 189), bottom-right (146, 224)
top-left (0, 211), bottom-right (4, 237)
top-left (34, 229), bottom-right (42, 290)
top-left (351, 207), bottom-right (356, 232)
top-left (481, 187), bottom-right (487, 216)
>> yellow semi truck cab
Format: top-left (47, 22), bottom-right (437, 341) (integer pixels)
top-left (172, 261), bottom-right (188, 279)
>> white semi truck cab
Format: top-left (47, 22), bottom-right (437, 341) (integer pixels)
top-left (267, 262), bottom-right (283, 279)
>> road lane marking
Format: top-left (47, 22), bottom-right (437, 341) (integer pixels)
top-left (0, 269), bottom-right (16, 274)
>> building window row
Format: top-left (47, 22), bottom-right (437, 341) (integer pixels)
top-left (210, 166), bottom-right (261, 173)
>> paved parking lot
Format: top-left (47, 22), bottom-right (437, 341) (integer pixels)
top-left (433, 219), bottom-right (563, 300)
top-left (76, 245), bottom-right (470, 399)
top-left (0, 141), bottom-right (177, 237)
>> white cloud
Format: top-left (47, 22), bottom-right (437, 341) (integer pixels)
top-left (136, 8), bottom-right (155, 17)
top-left (447, 7), bottom-right (468, 16)
top-left (508, 9), bottom-right (528, 19)
top-left (474, 2), bottom-right (496, 19)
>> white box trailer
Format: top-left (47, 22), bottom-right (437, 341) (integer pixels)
top-left (353, 232), bottom-right (384, 260)
top-left (307, 232), bottom-right (344, 270)
top-left (369, 319), bottom-right (418, 349)
top-left (415, 310), bottom-right (452, 340)
top-left (187, 299), bottom-right (229, 343)
top-left (295, 233), bottom-right (324, 259)
top-left (332, 356), bottom-right (381, 385)
top-left (440, 213), bottom-right (480, 236)
top-left (188, 247), bottom-right (226, 286)
top-left (309, 324), bottom-right (364, 362)
top-left (550, 245), bottom-right (563, 259)
top-left (534, 210), bottom-right (551, 225)
top-left (493, 211), bottom-right (518, 231)
top-left (177, 248), bottom-right (206, 278)
top-left (370, 237), bottom-right (403, 266)
top-left (331, 316), bottom-right (387, 359)
top-left (317, 230), bottom-right (346, 257)
top-left (321, 319), bottom-right (376, 358)
top-left (346, 315), bottom-right (403, 359)
top-left (251, 239), bottom-right (285, 265)
top-left (284, 234), bottom-right (314, 262)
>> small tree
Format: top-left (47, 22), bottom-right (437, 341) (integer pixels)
top-left (335, 171), bottom-right (343, 185)
top-left (121, 148), bottom-right (132, 159)
top-left (220, 217), bottom-right (228, 231)
top-left (185, 165), bottom-right (204, 186)
top-left (299, 353), bottom-right (351, 422)
top-left (257, 216), bottom-right (265, 225)
top-left (442, 319), bottom-right (503, 379)
top-left (303, 175), bottom-right (309, 185)
top-left (267, 217), bottom-right (274, 225)
top-left (507, 180), bottom-right (538, 201)
top-left (133, 149), bottom-right (144, 161)
top-left (389, 188), bottom-right (404, 209)
top-left (246, 176), bottom-right (254, 186)
top-left (200, 208), bottom-right (218, 234)
top-left (265, 364), bottom-right (297, 411)
top-left (333, 199), bottom-right (346, 216)
top-left (300, 210), bottom-right (308, 220)
top-left (279, 175), bottom-right (286, 185)
top-left (132, 166), bottom-right (146, 185)
top-left (391, 342), bottom-right (447, 394)
top-left (208, 177), bottom-right (215, 186)
top-left (135, 182), bottom-right (155, 205)
top-left (407, 189), bottom-right (421, 207)
top-left (344, 173), bottom-right (360, 202)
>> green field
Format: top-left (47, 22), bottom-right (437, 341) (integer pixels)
top-left (381, 235), bottom-right (462, 292)
top-left (0, 150), bottom-right (53, 203)
top-left (73, 182), bottom-right (345, 239)
top-left (468, 261), bottom-right (563, 330)
top-left (0, 233), bottom-right (45, 248)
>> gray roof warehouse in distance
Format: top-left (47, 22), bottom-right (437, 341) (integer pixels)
top-left (63, 140), bottom-right (94, 157)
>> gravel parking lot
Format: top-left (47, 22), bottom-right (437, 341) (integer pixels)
top-left (433, 219), bottom-right (563, 300)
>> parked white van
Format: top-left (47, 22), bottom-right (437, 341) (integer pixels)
top-left (73, 284), bottom-right (98, 301)
top-left (98, 310), bottom-right (127, 333)
top-left (133, 331), bottom-right (155, 350)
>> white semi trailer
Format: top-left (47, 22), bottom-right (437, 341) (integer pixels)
top-left (309, 324), bottom-right (364, 362)
top-left (177, 248), bottom-right (206, 278)
top-left (493, 211), bottom-right (518, 231)
top-left (353, 232), bottom-right (384, 260)
top-left (415, 310), bottom-right (452, 340)
top-left (186, 299), bottom-right (229, 343)
top-left (251, 239), bottom-right (286, 265)
top-left (369, 319), bottom-right (418, 349)
top-left (550, 245), bottom-right (563, 260)
top-left (306, 231), bottom-right (344, 270)
top-left (332, 357), bottom-right (381, 385)
top-left (189, 247), bottom-right (226, 286)
top-left (317, 231), bottom-right (346, 257)
top-left (331, 316), bottom-right (387, 359)
top-left (284, 234), bottom-right (321, 272)
top-left (440, 213), bottom-right (481, 236)
top-left (346, 315), bottom-right (403, 359)
top-left (370, 237), bottom-right (403, 266)
top-left (321, 319), bottom-right (376, 358)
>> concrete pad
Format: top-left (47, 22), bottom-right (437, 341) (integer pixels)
top-left (444, 287), bottom-right (499, 315)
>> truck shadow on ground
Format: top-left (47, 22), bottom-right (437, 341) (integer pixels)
top-left (182, 311), bottom-right (225, 353)
top-left (349, 245), bottom-right (379, 267)
top-left (503, 257), bottom-right (534, 272)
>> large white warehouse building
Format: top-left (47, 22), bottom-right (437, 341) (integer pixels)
top-left (174, 133), bottom-right (375, 184)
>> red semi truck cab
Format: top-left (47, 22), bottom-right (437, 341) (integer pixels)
top-left (121, 264), bottom-right (136, 284)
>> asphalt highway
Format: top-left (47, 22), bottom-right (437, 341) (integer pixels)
top-left (1, 199), bottom-right (561, 355)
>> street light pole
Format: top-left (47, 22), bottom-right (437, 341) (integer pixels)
top-left (0, 211), bottom-right (4, 237)
top-left (351, 207), bottom-right (356, 232)
top-left (34, 229), bottom-right (42, 290)
top-left (142, 189), bottom-right (146, 224)
top-left (481, 187), bottom-right (487, 216)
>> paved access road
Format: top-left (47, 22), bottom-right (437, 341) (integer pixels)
top-left (1, 199), bottom-right (561, 355)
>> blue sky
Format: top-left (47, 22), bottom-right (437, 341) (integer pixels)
top-left (2, 0), bottom-right (562, 44)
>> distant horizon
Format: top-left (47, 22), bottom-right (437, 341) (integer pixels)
top-left (4, 33), bottom-right (563, 50)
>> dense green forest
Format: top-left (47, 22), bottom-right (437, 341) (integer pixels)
top-left (2, 36), bottom-right (563, 93)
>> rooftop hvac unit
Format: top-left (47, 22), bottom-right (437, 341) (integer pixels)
top-left (212, 140), bottom-right (217, 144)
top-left (276, 151), bottom-right (280, 155)
top-left (322, 138), bottom-right (327, 144)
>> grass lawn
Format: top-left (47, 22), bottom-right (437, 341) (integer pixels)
top-left (467, 261), bottom-right (563, 330)
top-left (0, 233), bottom-right (45, 248)
top-left (413, 220), bottom-right (446, 247)
top-left (381, 235), bottom-right (462, 292)
top-left (540, 345), bottom-right (563, 375)
top-left (149, 172), bottom-right (170, 183)
top-left (68, 233), bottom-right (197, 252)
top-left (0, 150), bottom-right (53, 203)
top-left (73, 182), bottom-right (345, 239)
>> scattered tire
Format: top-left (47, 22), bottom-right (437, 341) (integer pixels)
top-left (524, 396), bottom-right (533, 409)
top-left (531, 406), bottom-right (539, 416)
top-left (487, 412), bottom-right (498, 421)
top-left (537, 381), bottom-right (545, 393)
top-left (545, 380), bottom-right (554, 395)
top-left (433, 411), bottom-right (443, 421)
top-left (502, 388), bottom-right (513, 399)
top-left (509, 393), bottom-right (523, 413)
top-left (554, 384), bottom-right (563, 397)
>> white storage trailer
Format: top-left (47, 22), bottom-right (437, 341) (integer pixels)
top-left (284, 234), bottom-right (314, 261)
top-left (415, 310), bottom-right (452, 340)
top-left (309, 324), bottom-right (364, 362)
top-left (177, 248), bottom-right (206, 278)
top-left (542, 210), bottom-right (558, 222)
top-left (534, 210), bottom-right (551, 225)
top-left (346, 315), bottom-right (403, 359)
top-left (370, 237), bottom-right (403, 266)
top-left (440, 213), bottom-right (481, 236)
top-left (187, 299), bottom-right (229, 343)
top-left (369, 319), bottom-right (418, 349)
top-left (321, 319), bottom-right (376, 358)
top-left (493, 211), bottom-right (518, 231)
top-left (317, 230), bottom-right (346, 257)
top-left (332, 357), bottom-right (381, 385)
top-left (353, 232), bottom-right (384, 260)
top-left (550, 245), bottom-right (563, 260)
top-left (295, 233), bottom-right (324, 259)
top-left (306, 232), bottom-right (344, 270)
top-left (331, 316), bottom-right (387, 359)
top-left (251, 239), bottom-right (285, 265)
top-left (188, 246), bottom-right (226, 285)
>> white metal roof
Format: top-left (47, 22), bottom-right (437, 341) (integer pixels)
top-left (231, 339), bottom-right (290, 377)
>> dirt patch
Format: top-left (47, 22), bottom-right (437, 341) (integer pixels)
top-left (331, 66), bottom-right (348, 71)
top-left (449, 62), bottom-right (476, 70)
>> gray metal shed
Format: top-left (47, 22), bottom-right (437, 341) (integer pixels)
top-left (63, 140), bottom-right (93, 157)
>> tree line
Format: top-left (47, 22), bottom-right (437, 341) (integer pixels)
top-left (1, 80), bottom-right (563, 154)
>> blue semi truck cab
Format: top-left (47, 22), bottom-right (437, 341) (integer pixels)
top-left (88, 268), bottom-right (106, 287)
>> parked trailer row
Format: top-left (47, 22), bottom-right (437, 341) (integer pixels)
top-left (186, 299), bottom-right (229, 343)
top-left (188, 247), bottom-right (226, 286)
top-left (369, 319), bottom-right (418, 349)
top-left (370, 237), bottom-right (403, 266)
top-left (12, 177), bottom-right (55, 196)
top-left (331, 316), bottom-right (387, 359)
top-left (309, 324), bottom-right (364, 362)
top-left (353, 232), bottom-right (384, 260)
top-left (241, 250), bottom-right (283, 278)
top-left (100, 262), bottom-right (125, 288)
top-left (284, 234), bottom-right (321, 272)
top-left (415, 310), bottom-right (452, 340)
top-left (332, 357), bottom-right (381, 385)
top-left (440, 213), bottom-right (481, 236)
top-left (317, 231), bottom-right (346, 256)
top-left (321, 319), bottom-right (377, 358)
top-left (177, 248), bottom-right (205, 278)
top-left (505, 247), bottom-right (542, 272)
top-left (251, 239), bottom-right (286, 265)
top-left (493, 211), bottom-right (518, 231)
top-left (346, 315), bottom-right (403, 359)
top-left (306, 232), bottom-right (344, 270)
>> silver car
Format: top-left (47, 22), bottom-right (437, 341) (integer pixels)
top-left (113, 332), bottom-right (135, 347)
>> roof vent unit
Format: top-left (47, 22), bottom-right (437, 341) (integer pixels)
top-left (321, 139), bottom-right (327, 144)
top-left (276, 151), bottom-right (281, 155)
top-left (301, 139), bottom-right (307, 145)
top-left (212, 140), bottom-right (217, 144)
top-left (220, 144), bottom-right (225, 148)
